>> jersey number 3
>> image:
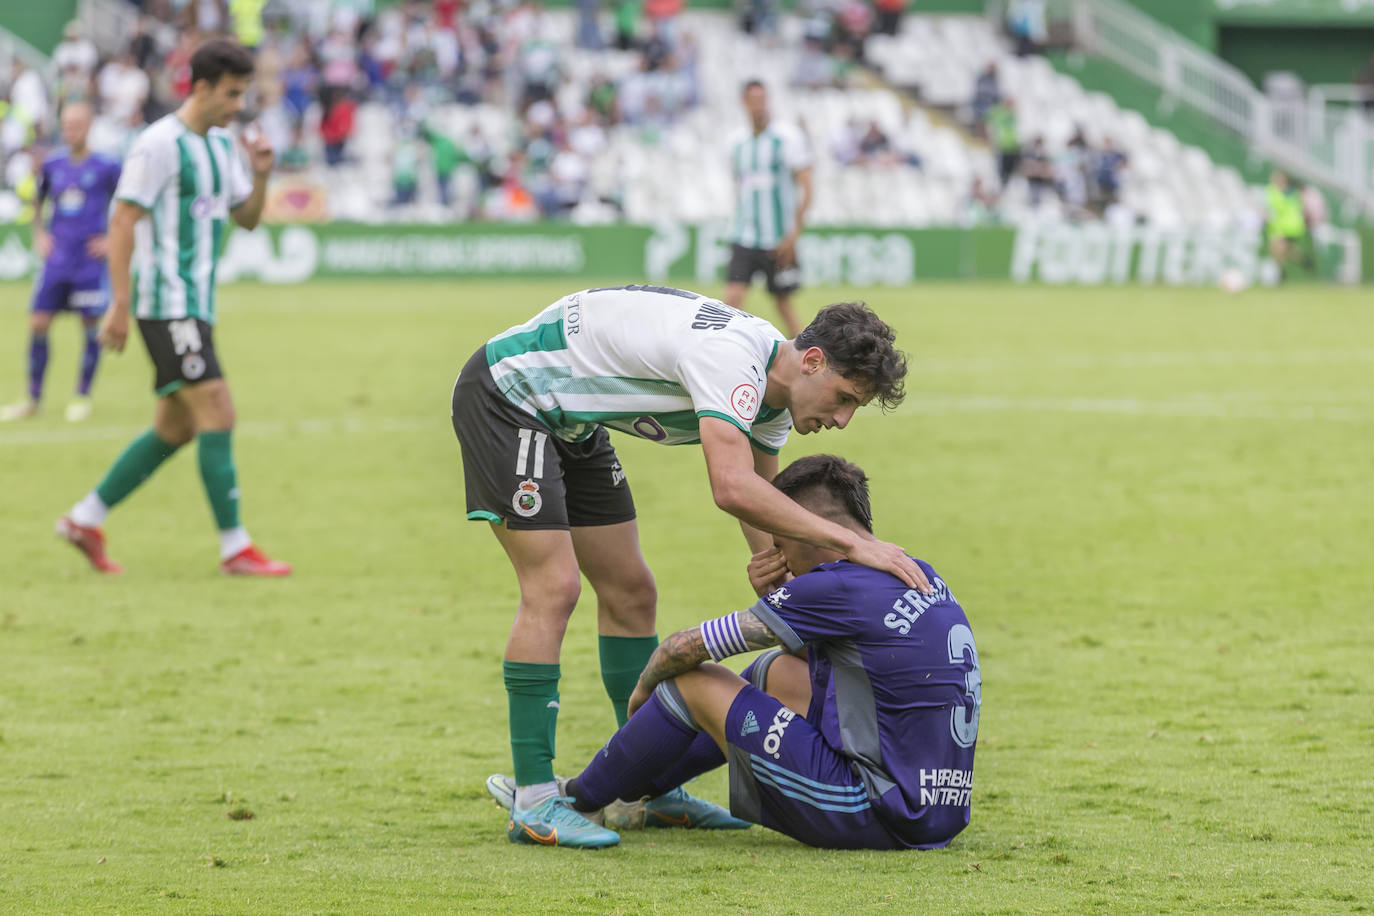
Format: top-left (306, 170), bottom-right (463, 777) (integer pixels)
top-left (947, 624), bottom-right (981, 748)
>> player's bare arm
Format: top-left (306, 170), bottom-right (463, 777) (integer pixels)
top-left (700, 417), bottom-right (931, 592)
top-left (31, 188), bottom-right (52, 260)
top-left (627, 608), bottom-right (783, 716)
top-left (738, 444), bottom-right (779, 559)
top-left (98, 200), bottom-right (146, 353)
top-left (777, 166), bottom-right (813, 265)
top-left (230, 128), bottom-right (274, 230)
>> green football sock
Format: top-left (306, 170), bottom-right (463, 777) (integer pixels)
top-left (599, 634), bottom-right (659, 727)
top-left (94, 429), bottom-right (180, 507)
top-left (504, 661), bottom-right (561, 787)
top-left (196, 430), bottom-right (240, 530)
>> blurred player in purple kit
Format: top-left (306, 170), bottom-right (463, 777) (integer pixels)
top-left (2, 103), bottom-right (120, 423)
top-left (488, 454), bottom-right (980, 849)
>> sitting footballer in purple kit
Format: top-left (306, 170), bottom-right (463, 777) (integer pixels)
top-left (487, 454), bottom-right (979, 849)
top-left (2, 102), bottom-right (121, 423)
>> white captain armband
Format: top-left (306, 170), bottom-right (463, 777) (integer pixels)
top-left (700, 611), bottom-right (749, 661)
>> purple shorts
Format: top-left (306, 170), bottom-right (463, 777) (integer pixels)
top-left (725, 683), bottom-right (901, 850)
top-left (32, 259), bottom-right (108, 318)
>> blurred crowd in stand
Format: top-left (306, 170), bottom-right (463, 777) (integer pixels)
top-left (3, 0), bottom-right (1305, 234)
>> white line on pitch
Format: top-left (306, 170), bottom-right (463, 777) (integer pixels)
top-left (906, 395), bottom-right (1370, 422)
top-left (913, 348), bottom-right (1374, 372)
top-left (0, 416), bottom-right (438, 447)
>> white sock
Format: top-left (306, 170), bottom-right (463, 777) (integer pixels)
top-left (70, 491), bottom-right (109, 528)
top-left (515, 781), bottom-right (558, 812)
top-left (218, 526), bottom-right (252, 560)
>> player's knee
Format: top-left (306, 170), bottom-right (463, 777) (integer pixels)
top-left (616, 566), bottom-right (657, 611)
top-left (523, 567), bottom-right (581, 617)
top-left (596, 567), bottom-right (656, 627)
top-left (674, 663), bottom-right (745, 721)
top-left (29, 313), bottom-right (51, 334)
top-left (156, 421), bottom-right (195, 446)
top-left (192, 393), bottom-right (236, 431)
top-left (211, 388), bottom-right (237, 429)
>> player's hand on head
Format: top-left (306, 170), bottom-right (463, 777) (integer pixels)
top-left (97, 310), bottom-right (128, 353)
top-left (747, 545), bottom-right (792, 597)
top-left (847, 538), bottom-right (932, 594)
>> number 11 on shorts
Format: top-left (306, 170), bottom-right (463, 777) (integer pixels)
top-left (515, 428), bottom-right (547, 478)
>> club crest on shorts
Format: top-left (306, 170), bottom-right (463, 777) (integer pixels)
top-left (511, 479), bottom-right (543, 517)
top-left (181, 353), bottom-right (206, 380)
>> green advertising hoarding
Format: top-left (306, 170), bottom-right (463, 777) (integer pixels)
top-left (0, 221), bottom-right (1358, 287)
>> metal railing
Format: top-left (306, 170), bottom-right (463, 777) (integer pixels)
top-left (0, 27), bottom-right (52, 85)
top-left (77, 0), bottom-right (140, 57)
top-left (1068, 0), bottom-right (1372, 216)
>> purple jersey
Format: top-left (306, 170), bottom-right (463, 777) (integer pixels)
top-left (38, 150), bottom-right (121, 266)
top-left (749, 558), bottom-right (980, 847)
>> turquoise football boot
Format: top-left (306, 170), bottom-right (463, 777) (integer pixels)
top-left (644, 786), bottom-right (753, 829)
top-left (507, 795), bottom-right (620, 849)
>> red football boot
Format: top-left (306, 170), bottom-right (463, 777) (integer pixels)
top-left (221, 544), bottom-right (292, 577)
top-left (55, 516), bottom-right (124, 574)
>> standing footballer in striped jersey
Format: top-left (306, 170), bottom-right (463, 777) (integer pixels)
top-left (56, 39), bottom-right (290, 577)
top-left (454, 284), bottom-right (928, 848)
top-left (722, 80), bottom-right (814, 338)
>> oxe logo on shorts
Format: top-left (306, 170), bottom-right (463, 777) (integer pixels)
top-left (181, 354), bottom-right (206, 380)
top-left (511, 479), bottom-right (542, 517)
top-left (763, 707), bottom-right (794, 759)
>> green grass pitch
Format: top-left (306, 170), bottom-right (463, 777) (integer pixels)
top-left (1, 278), bottom-right (1371, 914)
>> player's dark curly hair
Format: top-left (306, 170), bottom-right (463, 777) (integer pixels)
top-left (794, 302), bottom-right (907, 410)
top-left (191, 38), bottom-right (255, 87)
top-left (771, 454), bottom-right (873, 533)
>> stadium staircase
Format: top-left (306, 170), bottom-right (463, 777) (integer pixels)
top-left (0, 26), bottom-right (50, 87)
top-left (1049, 0), bottom-right (1372, 222)
top-left (864, 13), bottom-right (1260, 230)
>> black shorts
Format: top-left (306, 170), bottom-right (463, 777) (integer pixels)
top-left (137, 317), bottom-right (223, 397)
top-left (450, 347), bottom-right (636, 530)
top-left (726, 244), bottom-right (802, 296)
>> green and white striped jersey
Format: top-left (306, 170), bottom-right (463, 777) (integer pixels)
top-left (114, 114), bottom-right (252, 325)
top-left (730, 121), bottom-right (812, 250)
top-left (485, 285), bottom-right (793, 454)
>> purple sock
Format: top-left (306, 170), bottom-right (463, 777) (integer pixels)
top-left (570, 690), bottom-right (698, 810)
top-left (647, 730), bottom-right (726, 797)
top-left (27, 333), bottom-right (49, 401)
top-left (637, 653), bottom-right (770, 796)
top-left (77, 325), bottom-right (101, 396)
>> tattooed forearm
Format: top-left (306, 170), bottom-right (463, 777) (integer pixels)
top-left (637, 626), bottom-right (710, 692)
top-left (737, 608), bottom-right (783, 651)
top-left (637, 610), bottom-right (784, 695)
